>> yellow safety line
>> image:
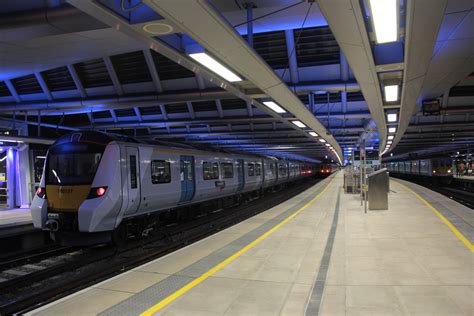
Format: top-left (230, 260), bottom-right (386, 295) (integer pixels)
top-left (140, 177), bottom-right (335, 316)
top-left (402, 184), bottom-right (474, 253)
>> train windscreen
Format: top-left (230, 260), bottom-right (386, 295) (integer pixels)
top-left (46, 143), bottom-right (105, 185)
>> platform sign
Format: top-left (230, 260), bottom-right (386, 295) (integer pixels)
top-left (353, 150), bottom-right (380, 167)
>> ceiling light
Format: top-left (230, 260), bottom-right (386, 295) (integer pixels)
top-left (384, 85), bottom-right (399, 102)
top-left (388, 127), bottom-right (396, 133)
top-left (369, 0), bottom-right (398, 44)
top-left (387, 140), bottom-right (393, 144)
top-left (189, 52), bottom-right (242, 82)
top-left (319, 139), bottom-right (326, 143)
top-left (309, 131), bottom-right (318, 137)
top-left (0, 139), bottom-right (24, 143)
top-left (143, 22), bottom-right (174, 35)
top-left (292, 120), bottom-right (306, 128)
top-left (387, 135), bottom-right (394, 140)
top-left (263, 101), bottom-right (286, 114)
top-left (325, 143), bottom-right (331, 147)
top-left (387, 113), bottom-right (397, 122)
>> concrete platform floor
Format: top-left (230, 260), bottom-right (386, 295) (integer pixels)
top-left (28, 172), bottom-right (473, 316)
top-left (0, 208), bottom-right (32, 228)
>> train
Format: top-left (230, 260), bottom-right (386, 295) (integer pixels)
top-left (385, 155), bottom-right (453, 178)
top-left (31, 131), bottom-right (321, 245)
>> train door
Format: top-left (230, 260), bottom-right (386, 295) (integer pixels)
top-left (125, 146), bottom-right (141, 214)
top-left (179, 155), bottom-right (195, 203)
top-left (237, 159), bottom-right (245, 191)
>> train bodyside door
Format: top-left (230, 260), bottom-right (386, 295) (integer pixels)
top-left (179, 155), bottom-right (195, 203)
top-left (124, 146), bottom-right (141, 215)
top-left (237, 159), bottom-right (245, 191)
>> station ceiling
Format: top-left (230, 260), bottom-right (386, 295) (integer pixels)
top-left (0, 0), bottom-right (472, 162)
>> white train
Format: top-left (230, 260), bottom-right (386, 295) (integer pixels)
top-left (385, 155), bottom-right (453, 177)
top-left (31, 131), bottom-right (316, 244)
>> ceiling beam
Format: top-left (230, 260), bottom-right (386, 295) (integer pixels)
top-left (143, 49), bottom-right (163, 93)
top-left (34, 72), bottom-right (53, 101)
top-left (67, 64), bottom-right (87, 99)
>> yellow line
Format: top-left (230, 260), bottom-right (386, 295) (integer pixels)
top-left (402, 184), bottom-right (474, 253)
top-left (140, 177), bottom-right (335, 316)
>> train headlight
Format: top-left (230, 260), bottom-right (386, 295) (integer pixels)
top-left (87, 186), bottom-right (108, 199)
top-left (448, 169), bottom-right (452, 173)
top-left (36, 187), bottom-right (46, 199)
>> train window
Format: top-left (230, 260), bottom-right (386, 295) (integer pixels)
top-left (203, 162), bottom-right (219, 180)
top-left (221, 162), bottom-right (234, 178)
top-left (130, 155), bottom-right (137, 189)
top-left (248, 163), bottom-right (255, 176)
top-left (255, 163), bottom-right (261, 176)
top-left (269, 163), bottom-right (275, 175)
top-left (151, 160), bottom-right (171, 184)
top-left (278, 164), bottom-right (287, 175)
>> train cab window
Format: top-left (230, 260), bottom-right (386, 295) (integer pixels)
top-left (248, 163), bottom-right (255, 176)
top-left (151, 160), bottom-right (171, 184)
top-left (221, 162), bottom-right (234, 178)
top-left (255, 163), bottom-right (261, 176)
top-left (130, 155), bottom-right (137, 189)
top-left (203, 162), bottom-right (219, 180)
top-left (46, 143), bottom-right (104, 185)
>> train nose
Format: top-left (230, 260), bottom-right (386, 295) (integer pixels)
top-left (45, 219), bottom-right (59, 231)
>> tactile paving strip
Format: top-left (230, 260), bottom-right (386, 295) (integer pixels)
top-left (305, 189), bottom-right (341, 316)
top-left (395, 179), bottom-right (474, 243)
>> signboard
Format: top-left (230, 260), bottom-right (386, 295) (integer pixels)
top-left (353, 150), bottom-right (380, 167)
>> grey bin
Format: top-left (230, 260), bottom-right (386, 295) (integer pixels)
top-left (367, 168), bottom-right (389, 210)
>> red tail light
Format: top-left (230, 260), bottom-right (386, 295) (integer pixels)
top-left (36, 187), bottom-right (46, 199)
top-left (96, 187), bottom-right (106, 196)
top-left (87, 186), bottom-right (108, 199)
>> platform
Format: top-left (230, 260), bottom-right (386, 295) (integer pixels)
top-left (28, 172), bottom-right (473, 316)
top-left (0, 208), bottom-right (32, 228)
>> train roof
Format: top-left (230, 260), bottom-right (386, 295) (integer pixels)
top-left (52, 131), bottom-right (311, 163)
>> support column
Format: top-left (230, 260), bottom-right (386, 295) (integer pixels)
top-left (6, 148), bottom-right (16, 208)
top-left (244, 3), bottom-right (255, 47)
top-left (285, 29), bottom-right (299, 84)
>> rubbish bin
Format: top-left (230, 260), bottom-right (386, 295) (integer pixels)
top-left (367, 168), bottom-right (389, 210)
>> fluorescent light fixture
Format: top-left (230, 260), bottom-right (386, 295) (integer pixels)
top-left (325, 143), bottom-right (331, 147)
top-left (384, 85), bottom-right (399, 102)
top-left (369, 0), bottom-right (398, 44)
top-left (292, 120), bottom-right (306, 128)
top-left (0, 156), bottom-right (6, 162)
top-left (387, 113), bottom-right (397, 122)
top-left (388, 127), bottom-right (397, 133)
top-left (189, 52), bottom-right (242, 82)
top-left (0, 139), bottom-right (24, 143)
top-left (263, 101), bottom-right (286, 114)
top-left (319, 139), bottom-right (326, 143)
top-left (387, 135), bottom-right (394, 140)
top-left (387, 140), bottom-right (393, 144)
top-left (309, 131), bottom-right (318, 137)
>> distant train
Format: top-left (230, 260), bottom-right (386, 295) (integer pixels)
top-left (31, 131), bottom-right (319, 244)
top-left (316, 163), bottom-right (338, 176)
top-left (385, 155), bottom-right (453, 177)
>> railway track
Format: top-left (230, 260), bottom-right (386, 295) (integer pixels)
top-left (0, 176), bottom-right (327, 315)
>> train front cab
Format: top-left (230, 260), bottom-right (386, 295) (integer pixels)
top-left (31, 140), bottom-right (123, 244)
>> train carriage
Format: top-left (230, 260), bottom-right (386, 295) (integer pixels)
top-left (31, 131), bottom-right (320, 244)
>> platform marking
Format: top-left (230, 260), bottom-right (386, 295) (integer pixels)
top-left (402, 184), bottom-right (474, 253)
top-left (305, 189), bottom-right (341, 316)
top-left (140, 177), bottom-right (335, 316)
